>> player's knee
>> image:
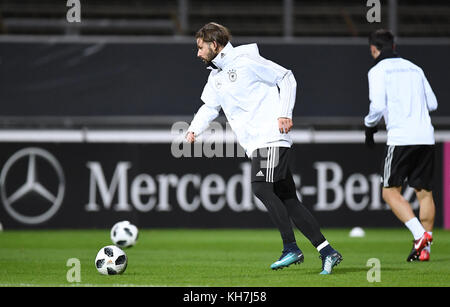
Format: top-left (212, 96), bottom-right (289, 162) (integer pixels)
top-left (274, 186), bottom-right (297, 201)
top-left (251, 181), bottom-right (270, 199)
top-left (382, 187), bottom-right (400, 203)
top-left (274, 179), bottom-right (297, 201)
top-left (414, 188), bottom-right (434, 203)
top-left (414, 188), bottom-right (432, 196)
top-left (382, 189), bottom-right (391, 203)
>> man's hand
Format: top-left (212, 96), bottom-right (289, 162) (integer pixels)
top-left (365, 126), bottom-right (378, 148)
top-left (186, 131), bottom-right (196, 143)
top-left (278, 117), bottom-right (293, 134)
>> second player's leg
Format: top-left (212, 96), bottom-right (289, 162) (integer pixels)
top-left (383, 186), bottom-right (432, 261)
top-left (382, 186), bottom-right (416, 223)
top-left (415, 188), bottom-right (435, 261)
top-left (415, 189), bottom-right (435, 232)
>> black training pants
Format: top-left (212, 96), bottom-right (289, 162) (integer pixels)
top-left (252, 169), bottom-right (326, 248)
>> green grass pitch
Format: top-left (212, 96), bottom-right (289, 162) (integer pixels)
top-left (0, 228), bottom-right (449, 287)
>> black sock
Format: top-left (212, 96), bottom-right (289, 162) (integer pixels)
top-left (318, 242), bottom-right (336, 258)
top-left (284, 241), bottom-right (300, 252)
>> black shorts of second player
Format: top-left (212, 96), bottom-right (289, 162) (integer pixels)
top-left (251, 146), bottom-right (292, 183)
top-left (381, 145), bottom-right (435, 191)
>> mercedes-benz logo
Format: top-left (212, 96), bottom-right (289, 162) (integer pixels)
top-left (0, 147), bottom-right (65, 225)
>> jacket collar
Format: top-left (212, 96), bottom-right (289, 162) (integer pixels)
top-left (373, 48), bottom-right (399, 66)
top-left (208, 42), bottom-right (234, 71)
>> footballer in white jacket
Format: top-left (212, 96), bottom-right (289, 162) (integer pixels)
top-left (364, 29), bottom-right (437, 262)
top-left (188, 40), bottom-right (295, 158)
top-left (187, 22), bottom-right (342, 274)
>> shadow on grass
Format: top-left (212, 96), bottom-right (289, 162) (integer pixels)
top-left (335, 266), bottom-right (407, 274)
top-left (423, 257), bottom-right (450, 263)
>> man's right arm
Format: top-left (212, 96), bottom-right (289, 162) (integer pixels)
top-left (187, 80), bottom-right (221, 143)
top-left (187, 103), bottom-right (221, 142)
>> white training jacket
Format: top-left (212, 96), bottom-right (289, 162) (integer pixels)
top-left (188, 42), bottom-right (297, 157)
top-left (364, 56), bottom-right (438, 145)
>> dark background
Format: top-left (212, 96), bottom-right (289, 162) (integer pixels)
top-left (0, 42), bottom-right (448, 118)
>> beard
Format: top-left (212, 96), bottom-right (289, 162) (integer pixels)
top-left (200, 46), bottom-right (218, 65)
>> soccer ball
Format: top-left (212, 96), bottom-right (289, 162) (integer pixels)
top-left (110, 220), bottom-right (138, 248)
top-left (95, 245), bottom-right (128, 275)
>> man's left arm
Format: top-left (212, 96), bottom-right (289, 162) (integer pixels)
top-left (364, 68), bottom-right (386, 128)
top-left (249, 58), bottom-right (297, 133)
top-left (277, 70), bottom-right (297, 133)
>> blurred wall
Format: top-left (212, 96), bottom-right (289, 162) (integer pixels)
top-left (1, 41), bottom-right (449, 118)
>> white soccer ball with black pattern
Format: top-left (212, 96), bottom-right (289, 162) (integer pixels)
top-left (95, 245), bottom-right (128, 275)
top-left (110, 220), bottom-right (138, 248)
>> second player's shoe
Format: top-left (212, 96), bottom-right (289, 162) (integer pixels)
top-left (419, 248), bottom-right (430, 261)
top-left (270, 249), bottom-right (304, 270)
top-left (406, 232), bottom-right (432, 262)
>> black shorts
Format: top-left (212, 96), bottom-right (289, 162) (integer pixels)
top-left (381, 145), bottom-right (435, 190)
top-left (251, 146), bottom-right (291, 183)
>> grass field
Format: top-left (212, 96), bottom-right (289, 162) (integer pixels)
top-left (0, 228), bottom-right (449, 287)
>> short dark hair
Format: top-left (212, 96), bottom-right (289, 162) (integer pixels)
top-left (195, 22), bottom-right (231, 47)
top-left (369, 29), bottom-right (394, 51)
